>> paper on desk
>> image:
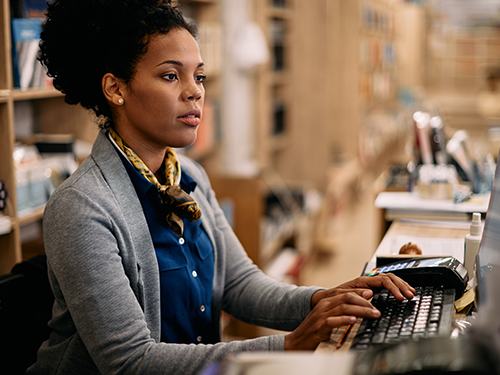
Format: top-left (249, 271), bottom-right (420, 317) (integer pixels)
top-left (390, 235), bottom-right (465, 263)
top-left (455, 287), bottom-right (475, 312)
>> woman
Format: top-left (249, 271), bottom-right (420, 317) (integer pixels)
top-left (28, 1), bottom-right (414, 374)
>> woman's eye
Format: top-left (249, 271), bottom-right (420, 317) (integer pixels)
top-left (196, 75), bottom-right (207, 83)
top-left (163, 73), bottom-right (177, 81)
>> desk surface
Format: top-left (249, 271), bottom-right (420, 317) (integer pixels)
top-left (316, 220), bottom-right (470, 354)
top-left (375, 192), bottom-right (490, 213)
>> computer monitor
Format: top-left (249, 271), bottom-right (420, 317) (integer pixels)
top-left (475, 150), bottom-right (500, 307)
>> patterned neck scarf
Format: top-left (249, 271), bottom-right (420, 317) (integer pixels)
top-left (109, 129), bottom-right (202, 237)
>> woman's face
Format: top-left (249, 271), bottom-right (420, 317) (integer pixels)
top-left (115, 28), bottom-right (205, 151)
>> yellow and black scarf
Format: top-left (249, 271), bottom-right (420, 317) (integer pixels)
top-left (109, 129), bottom-right (202, 237)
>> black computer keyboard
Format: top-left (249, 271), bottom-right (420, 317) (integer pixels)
top-left (351, 285), bottom-right (455, 351)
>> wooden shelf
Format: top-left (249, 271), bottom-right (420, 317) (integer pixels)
top-left (267, 7), bottom-right (293, 19)
top-left (269, 133), bottom-right (288, 152)
top-left (360, 27), bottom-right (395, 39)
top-left (270, 72), bottom-right (288, 86)
top-left (12, 86), bottom-right (62, 101)
top-left (17, 206), bottom-right (45, 226)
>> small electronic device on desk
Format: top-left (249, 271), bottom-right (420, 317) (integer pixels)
top-left (368, 256), bottom-right (469, 298)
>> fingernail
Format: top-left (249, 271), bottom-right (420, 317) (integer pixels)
top-left (350, 316), bottom-right (357, 323)
top-left (372, 309), bottom-right (380, 317)
top-left (362, 290), bottom-right (371, 298)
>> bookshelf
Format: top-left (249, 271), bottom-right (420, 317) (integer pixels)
top-left (334, 0), bottom-right (416, 169)
top-left (251, 0), bottom-right (412, 238)
top-left (424, 4), bottom-right (500, 148)
top-left (254, 0), bottom-right (332, 191)
top-left (253, 0), bottom-right (416, 189)
top-left (0, 0), bottom-right (222, 274)
top-left (178, 0), bottom-right (222, 162)
top-left (0, 0), bottom-right (98, 274)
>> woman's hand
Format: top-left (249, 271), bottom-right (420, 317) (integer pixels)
top-left (284, 273), bottom-right (415, 351)
top-left (284, 290), bottom-right (380, 351)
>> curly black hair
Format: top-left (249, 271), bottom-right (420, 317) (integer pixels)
top-left (38, 0), bottom-right (197, 129)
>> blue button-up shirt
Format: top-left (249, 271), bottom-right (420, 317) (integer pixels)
top-left (115, 148), bottom-right (216, 344)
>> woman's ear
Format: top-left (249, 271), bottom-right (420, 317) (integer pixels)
top-left (102, 73), bottom-right (125, 106)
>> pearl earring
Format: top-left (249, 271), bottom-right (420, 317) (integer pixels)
top-left (118, 98), bottom-right (124, 105)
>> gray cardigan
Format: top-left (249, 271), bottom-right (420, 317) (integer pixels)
top-left (27, 131), bottom-right (321, 375)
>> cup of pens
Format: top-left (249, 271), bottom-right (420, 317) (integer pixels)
top-left (412, 111), bottom-right (494, 198)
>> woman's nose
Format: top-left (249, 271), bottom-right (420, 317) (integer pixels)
top-left (183, 83), bottom-right (203, 101)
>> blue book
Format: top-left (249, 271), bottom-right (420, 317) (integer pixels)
top-left (11, 18), bottom-right (46, 89)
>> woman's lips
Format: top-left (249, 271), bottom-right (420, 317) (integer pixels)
top-left (178, 109), bottom-right (201, 126)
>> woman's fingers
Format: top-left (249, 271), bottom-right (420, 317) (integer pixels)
top-left (316, 292), bottom-right (381, 319)
top-left (379, 273), bottom-right (415, 300)
top-left (337, 274), bottom-right (415, 301)
top-left (286, 292), bottom-right (382, 351)
top-left (311, 288), bottom-right (374, 308)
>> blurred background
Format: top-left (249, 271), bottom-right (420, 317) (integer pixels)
top-left (1, 0), bottom-right (500, 340)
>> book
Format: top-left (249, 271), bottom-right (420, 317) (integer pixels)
top-left (0, 214), bottom-right (12, 235)
top-left (10, 0), bottom-right (47, 19)
top-left (270, 18), bottom-right (286, 71)
top-left (11, 18), bottom-right (50, 89)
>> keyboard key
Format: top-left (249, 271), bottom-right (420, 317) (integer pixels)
top-left (385, 338), bottom-right (400, 344)
top-left (371, 332), bottom-right (386, 344)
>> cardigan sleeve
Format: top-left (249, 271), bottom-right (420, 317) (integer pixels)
top-left (179, 156), bottom-right (324, 332)
top-left (212, 182), bottom-right (323, 331)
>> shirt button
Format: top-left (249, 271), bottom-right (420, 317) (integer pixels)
top-left (179, 238), bottom-right (185, 245)
top-left (192, 270), bottom-right (198, 278)
top-left (200, 305), bottom-right (205, 312)
top-left (197, 336), bottom-right (202, 342)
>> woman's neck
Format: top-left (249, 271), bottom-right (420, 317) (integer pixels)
top-left (112, 127), bottom-right (167, 175)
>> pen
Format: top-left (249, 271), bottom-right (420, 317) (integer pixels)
top-left (336, 324), bottom-right (353, 349)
